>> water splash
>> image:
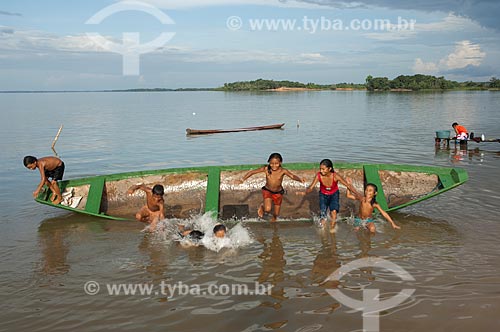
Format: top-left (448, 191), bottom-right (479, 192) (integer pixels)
top-left (202, 222), bottom-right (253, 252)
top-left (152, 213), bottom-right (253, 252)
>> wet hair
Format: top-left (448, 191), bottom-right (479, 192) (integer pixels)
top-left (267, 152), bottom-right (283, 163)
top-left (320, 158), bottom-right (334, 172)
top-left (188, 230), bottom-right (205, 241)
top-left (23, 156), bottom-right (37, 167)
top-left (365, 183), bottom-right (378, 205)
top-left (267, 152), bottom-right (283, 174)
top-left (452, 122), bottom-right (458, 127)
top-left (152, 184), bottom-right (164, 196)
top-left (213, 224), bottom-right (227, 234)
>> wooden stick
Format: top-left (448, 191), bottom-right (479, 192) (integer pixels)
top-left (51, 124), bottom-right (63, 150)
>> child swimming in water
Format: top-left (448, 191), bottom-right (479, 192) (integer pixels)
top-left (177, 224), bottom-right (227, 246)
top-left (236, 153), bottom-right (305, 222)
top-left (346, 178), bottom-right (400, 233)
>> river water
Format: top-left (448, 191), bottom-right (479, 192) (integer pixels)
top-left (1, 90), bottom-right (499, 331)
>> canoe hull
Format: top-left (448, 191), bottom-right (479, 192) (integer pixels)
top-left (35, 162), bottom-right (468, 221)
top-left (186, 123), bottom-right (285, 135)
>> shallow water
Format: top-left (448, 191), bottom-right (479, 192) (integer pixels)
top-left (1, 91), bottom-right (499, 331)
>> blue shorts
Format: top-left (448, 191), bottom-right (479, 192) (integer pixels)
top-left (319, 191), bottom-right (339, 219)
top-left (354, 217), bottom-right (375, 227)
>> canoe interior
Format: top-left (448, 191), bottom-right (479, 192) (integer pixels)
top-left (219, 168), bottom-right (440, 219)
top-left (35, 162), bottom-right (467, 221)
top-left (103, 171), bottom-right (207, 219)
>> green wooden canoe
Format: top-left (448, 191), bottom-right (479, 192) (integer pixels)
top-left (34, 162), bottom-right (468, 221)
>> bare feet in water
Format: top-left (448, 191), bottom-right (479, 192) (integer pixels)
top-left (257, 205), bottom-right (264, 218)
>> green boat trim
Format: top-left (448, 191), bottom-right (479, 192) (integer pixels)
top-left (35, 162), bottom-right (468, 221)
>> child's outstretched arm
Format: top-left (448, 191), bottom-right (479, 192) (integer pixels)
top-left (283, 169), bottom-right (305, 183)
top-left (374, 204), bottom-right (401, 230)
top-left (296, 175), bottom-right (318, 196)
top-left (345, 177), bottom-right (360, 200)
top-left (235, 166), bottom-right (266, 184)
top-left (336, 173), bottom-right (360, 198)
top-left (127, 184), bottom-right (150, 195)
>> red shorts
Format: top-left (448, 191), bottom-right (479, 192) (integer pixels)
top-left (262, 188), bottom-right (283, 206)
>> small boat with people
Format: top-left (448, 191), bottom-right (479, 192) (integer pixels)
top-left (34, 162), bottom-right (468, 221)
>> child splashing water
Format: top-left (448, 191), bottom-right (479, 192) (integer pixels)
top-left (298, 159), bottom-right (358, 233)
top-left (345, 178), bottom-right (400, 234)
top-left (157, 213), bottom-right (253, 252)
top-left (236, 153), bottom-right (305, 222)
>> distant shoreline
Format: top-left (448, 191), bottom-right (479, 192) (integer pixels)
top-left (0, 87), bottom-right (500, 93)
top-left (3, 75), bottom-right (499, 93)
top-left (3, 87), bottom-right (499, 93)
top-left (0, 88), bottom-right (216, 93)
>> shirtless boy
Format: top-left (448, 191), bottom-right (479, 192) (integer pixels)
top-left (127, 184), bottom-right (165, 231)
top-left (24, 155), bottom-right (65, 205)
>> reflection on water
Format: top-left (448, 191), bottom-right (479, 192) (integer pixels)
top-left (37, 217), bottom-right (107, 276)
top-left (257, 224), bottom-right (286, 303)
top-left (138, 235), bottom-right (171, 281)
top-left (37, 219), bottom-right (71, 276)
top-left (434, 143), bottom-right (500, 164)
top-left (311, 231), bottom-right (338, 285)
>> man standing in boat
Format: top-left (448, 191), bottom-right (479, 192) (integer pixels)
top-left (127, 184), bottom-right (165, 231)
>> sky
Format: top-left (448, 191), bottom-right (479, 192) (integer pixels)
top-left (1, 0), bottom-right (499, 90)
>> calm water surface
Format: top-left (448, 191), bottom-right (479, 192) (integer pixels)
top-left (1, 91), bottom-right (499, 331)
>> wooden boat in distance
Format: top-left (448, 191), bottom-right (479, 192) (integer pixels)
top-left (186, 123), bottom-right (285, 135)
top-left (34, 162), bottom-right (468, 222)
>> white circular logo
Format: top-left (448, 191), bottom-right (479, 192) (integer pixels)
top-left (325, 257), bottom-right (415, 332)
top-left (85, 1), bottom-right (176, 75)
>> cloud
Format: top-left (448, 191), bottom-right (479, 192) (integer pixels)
top-left (439, 40), bottom-right (485, 69)
top-left (289, 0), bottom-right (500, 31)
top-left (413, 58), bottom-right (438, 74)
top-left (0, 26), bottom-right (14, 34)
top-left (142, 0), bottom-right (323, 9)
top-left (416, 13), bottom-right (481, 33)
top-left (0, 10), bottom-right (22, 16)
top-left (0, 26), bottom-right (129, 54)
top-left (156, 47), bottom-right (329, 65)
top-left (361, 13), bottom-right (484, 41)
top-left (363, 29), bottom-right (416, 41)
top-left (413, 40), bottom-right (486, 74)
top-left (0, 25), bottom-right (329, 70)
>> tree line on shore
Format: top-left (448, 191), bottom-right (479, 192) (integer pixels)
top-left (218, 76), bottom-right (500, 91)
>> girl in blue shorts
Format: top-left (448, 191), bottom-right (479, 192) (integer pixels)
top-left (300, 159), bottom-right (357, 233)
